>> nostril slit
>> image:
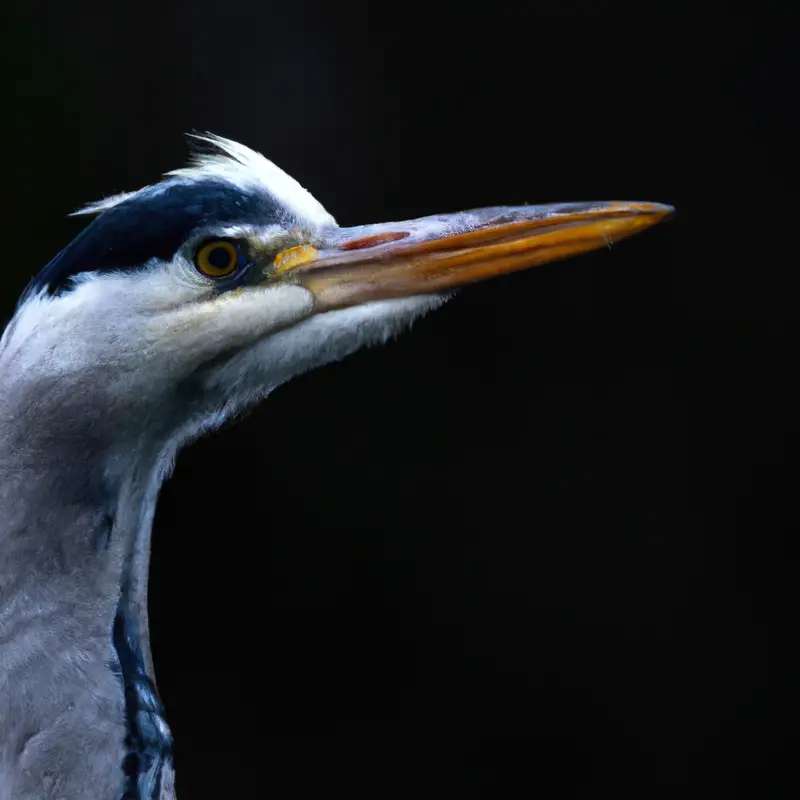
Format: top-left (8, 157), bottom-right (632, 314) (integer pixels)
top-left (341, 231), bottom-right (410, 250)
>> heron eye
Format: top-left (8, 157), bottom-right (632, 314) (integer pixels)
top-left (194, 240), bottom-right (240, 278)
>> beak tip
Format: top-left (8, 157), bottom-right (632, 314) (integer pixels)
top-left (640, 201), bottom-right (676, 220)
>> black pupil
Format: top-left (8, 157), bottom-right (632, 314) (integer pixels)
top-left (208, 244), bottom-right (235, 271)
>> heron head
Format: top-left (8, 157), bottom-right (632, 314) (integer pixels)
top-left (3, 135), bottom-right (672, 459)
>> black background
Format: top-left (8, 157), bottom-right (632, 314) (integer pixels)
top-left (2, 1), bottom-right (791, 797)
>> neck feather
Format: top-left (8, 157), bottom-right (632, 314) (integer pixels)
top-left (0, 380), bottom-right (174, 797)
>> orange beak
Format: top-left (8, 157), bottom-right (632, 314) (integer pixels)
top-left (271, 201), bottom-right (674, 310)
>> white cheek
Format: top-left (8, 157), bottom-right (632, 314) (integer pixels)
top-left (2, 273), bottom-right (317, 388)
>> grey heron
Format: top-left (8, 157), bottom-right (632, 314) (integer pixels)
top-left (0, 135), bottom-right (672, 798)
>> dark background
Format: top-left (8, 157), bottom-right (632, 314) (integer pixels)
top-left (2, 1), bottom-right (791, 796)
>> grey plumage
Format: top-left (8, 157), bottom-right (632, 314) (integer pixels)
top-left (0, 135), bottom-right (672, 798)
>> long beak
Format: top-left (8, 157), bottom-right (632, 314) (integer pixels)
top-left (271, 201), bottom-right (674, 310)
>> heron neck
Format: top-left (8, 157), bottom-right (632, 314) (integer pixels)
top-left (0, 411), bottom-right (122, 611)
top-left (0, 390), bottom-right (174, 794)
top-left (0, 403), bottom-right (160, 657)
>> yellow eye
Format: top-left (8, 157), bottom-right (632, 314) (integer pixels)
top-left (194, 240), bottom-right (239, 278)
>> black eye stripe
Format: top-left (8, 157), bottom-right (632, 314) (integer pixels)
top-left (30, 178), bottom-right (284, 296)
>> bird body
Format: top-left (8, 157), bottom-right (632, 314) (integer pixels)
top-left (0, 135), bottom-right (671, 797)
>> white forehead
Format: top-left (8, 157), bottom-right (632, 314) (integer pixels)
top-left (75, 134), bottom-right (337, 230)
